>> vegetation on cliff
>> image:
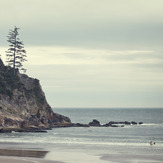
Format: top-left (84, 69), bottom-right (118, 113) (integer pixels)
top-left (0, 61), bottom-right (20, 97)
top-left (0, 26), bottom-right (27, 97)
top-left (6, 26), bottom-right (27, 74)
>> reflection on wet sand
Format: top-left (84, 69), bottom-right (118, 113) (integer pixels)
top-left (0, 149), bottom-right (48, 158)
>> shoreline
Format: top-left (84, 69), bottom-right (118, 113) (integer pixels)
top-left (100, 154), bottom-right (163, 163)
top-left (0, 149), bottom-right (48, 158)
top-left (0, 156), bottom-right (64, 163)
top-left (0, 148), bottom-right (64, 163)
top-left (101, 154), bottom-right (163, 163)
top-left (0, 145), bottom-right (163, 163)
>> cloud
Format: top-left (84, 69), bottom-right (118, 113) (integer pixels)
top-left (1, 0), bottom-right (163, 49)
top-left (1, 0), bottom-right (163, 24)
top-left (20, 46), bottom-right (162, 66)
top-left (2, 45), bottom-right (162, 71)
top-left (1, 0), bottom-right (163, 107)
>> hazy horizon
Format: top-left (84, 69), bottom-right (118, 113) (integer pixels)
top-left (53, 107), bottom-right (163, 109)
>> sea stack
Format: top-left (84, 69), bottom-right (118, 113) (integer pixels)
top-left (0, 59), bottom-right (71, 132)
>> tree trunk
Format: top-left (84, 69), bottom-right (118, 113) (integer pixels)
top-left (13, 35), bottom-right (16, 75)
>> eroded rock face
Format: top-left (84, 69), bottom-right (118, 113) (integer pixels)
top-left (0, 60), bottom-right (71, 132)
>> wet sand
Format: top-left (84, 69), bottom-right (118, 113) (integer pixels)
top-left (0, 156), bottom-right (64, 163)
top-left (101, 153), bottom-right (163, 163)
top-left (1, 152), bottom-right (163, 163)
top-left (0, 149), bottom-right (48, 158)
top-left (0, 149), bottom-right (64, 163)
top-left (45, 146), bottom-right (163, 163)
top-left (0, 143), bottom-right (163, 163)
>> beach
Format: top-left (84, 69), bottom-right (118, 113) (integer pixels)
top-left (0, 156), bottom-right (62, 163)
top-left (101, 154), bottom-right (163, 163)
top-left (0, 144), bottom-right (163, 163)
top-left (0, 108), bottom-right (163, 163)
top-left (0, 148), bottom-right (63, 163)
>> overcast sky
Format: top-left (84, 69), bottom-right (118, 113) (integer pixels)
top-left (0, 0), bottom-right (163, 108)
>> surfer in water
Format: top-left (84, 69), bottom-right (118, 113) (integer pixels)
top-left (149, 141), bottom-right (156, 145)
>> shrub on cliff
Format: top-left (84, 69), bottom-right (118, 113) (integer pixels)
top-left (0, 59), bottom-right (20, 97)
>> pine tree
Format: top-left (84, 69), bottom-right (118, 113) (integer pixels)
top-left (6, 26), bottom-right (27, 74)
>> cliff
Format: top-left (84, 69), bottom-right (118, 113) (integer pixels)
top-left (0, 59), bottom-right (71, 132)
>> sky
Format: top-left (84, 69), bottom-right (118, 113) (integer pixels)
top-left (0, 0), bottom-right (163, 108)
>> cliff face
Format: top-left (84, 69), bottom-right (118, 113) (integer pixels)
top-left (0, 59), bottom-right (71, 132)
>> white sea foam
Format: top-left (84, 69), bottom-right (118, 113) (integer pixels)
top-left (143, 123), bottom-right (163, 126)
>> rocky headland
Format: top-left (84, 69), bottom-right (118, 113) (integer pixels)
top-left (0, 59), bottom-right (71, 132)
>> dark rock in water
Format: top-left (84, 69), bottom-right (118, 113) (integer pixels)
top-left (74, 123), bottom-right (89, 127)
top-left (123, 121), bottom-right (131, 125)
top-left (103, 122), bottom-right (116, 127)
top-left (54, 123), bottom-right (89, 128)
top-left (0, 128), bottom-right (48, 133)
top-left (18, 129), bottom-right (47, 133)
top-left (103, 123), bottom-right (110, 127)
top-left (0, 129), bottom-right (12, 133)
top-left (103, 123), bottom-right (122, 128)
top-left (108, 121), bottom-right (115, 125)
top-left (110, 124), bottom-right (119, 127)
top-left (74, 120), bottom-right (141, 128)
top-left (131, 121), bottom-right (137, 125)
top-left (139, 122), bottom-right (143, 125)
top-left (102, 120), bottom-right (142, 127)
top-left (114, 121), bottom-right (131, 125)
top-left (89, 119), bottom-right (101, 127)
top-left (103, 121), bottom-right (131, 126)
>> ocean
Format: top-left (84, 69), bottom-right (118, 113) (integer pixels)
top-left (0, 108), bottom-right (163, 163)
top-left (53, 108), bottom-right (163, 147)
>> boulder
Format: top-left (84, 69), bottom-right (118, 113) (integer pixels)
top-left (131, 121), bottom-right (137, 125)
top-left (110, 125), bottom-right (119, 127)
top-left (74, 123), bottom-right (89, 127)
top-left (103, 123), bottom-right (110, 127)
top-left (89, 119), bottom-right (101, 127)
top-left (123, 121), bottom-right (131, 125)
top-left (139, 122), bottom-right (143, 125)
top-left (103, 121), bottom-right (131, 127)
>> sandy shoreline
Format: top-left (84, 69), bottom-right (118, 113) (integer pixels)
top-left (0, 149), bottom-right (48, 158)
top-left (0, 143), bottom-right (163, 163)
top-left (0, 150), bottom-right (163, 163)
top-left (101, 153), bottom-right (163, 163)
top-left (0, 149), bottom-right (64, 163)
top-left (1, 153), bottom-right (163, 163)
top-left (0, 156), bottom-right (64, 163)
